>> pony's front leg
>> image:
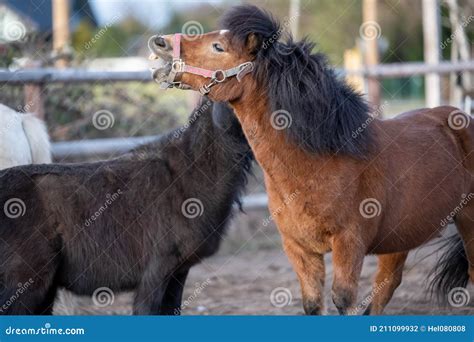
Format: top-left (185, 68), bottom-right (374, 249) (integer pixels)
top-left (283, 239), bottom-right (325, 315)
top-left (133, 266), bottom-right (172, 315)
top-left (331, 231), bottom-right (365, 315)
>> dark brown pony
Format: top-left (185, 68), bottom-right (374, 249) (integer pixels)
top-left (151, 5), bottom-right (474, 315)
top-left (0, 100), bottom-right (252, 315)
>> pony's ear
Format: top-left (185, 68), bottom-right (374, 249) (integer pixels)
top-left (245, 33), bottom-right (262, 54)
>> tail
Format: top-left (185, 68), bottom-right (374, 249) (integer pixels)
top-left (21, 114), bottom-right (52, 164)
top-left (429, 234), bottom-right (469, 303)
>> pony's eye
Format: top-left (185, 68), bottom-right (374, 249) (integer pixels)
top-left (212, 43), bottom-right (225, 53)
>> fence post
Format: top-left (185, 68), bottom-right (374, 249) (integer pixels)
top-left (289, 0), bottom-right (301, 39)
top-left (344, 48), bottom-right (365, 94)
top-left (24, 84), bottom-right (45, 119)
top-left (362, 0), bottom-right (381, 110)
top-left (52, 0), bottom-right (71, 68)
top-left (422, 0), bottom-right (441, 107)
top-left (23, 60), bottom-right (45, 119)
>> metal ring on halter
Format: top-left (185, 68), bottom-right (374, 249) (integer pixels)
top-left (212, 70), bottom-right (226, 83)
top-left (172, 60), bottom-right (184, 73)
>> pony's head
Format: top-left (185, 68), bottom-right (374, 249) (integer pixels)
top-left (151, 5), bottom-right (372, 157)
top-left (148, 5), bottom-right (276, 101)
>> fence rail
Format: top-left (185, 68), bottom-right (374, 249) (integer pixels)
top-left (52, 136), bottom-right (158, 159)
top-left (51, 137), bottom-right (268, 211)
top-left (0, 69), bottom-right (152, 84)
top-left (1, 60), bottom-right (473, 84)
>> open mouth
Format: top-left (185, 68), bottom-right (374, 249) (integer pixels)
top-left (148, 36), bottom-right (173, 87)
top-left (149, 55), bottom-right (172, 87)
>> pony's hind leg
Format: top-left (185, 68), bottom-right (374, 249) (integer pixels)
top-left (363, 251), bottom-right (408, 315)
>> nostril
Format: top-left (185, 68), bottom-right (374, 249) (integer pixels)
top-left (154, 36), bottom-right (167, 49)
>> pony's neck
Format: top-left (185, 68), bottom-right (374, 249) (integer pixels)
top-left (184, 109), bottom-right (252, 200)
top-left (230, 86), bottom-right (311, 186)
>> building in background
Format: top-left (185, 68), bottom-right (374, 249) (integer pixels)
top-left (1, 0), bottom-right (97, 39)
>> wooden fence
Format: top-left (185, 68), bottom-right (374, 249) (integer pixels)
top-left (1, 61), bottom-right (474, 84)
top-left (5, 59), bottom-right (466, 158)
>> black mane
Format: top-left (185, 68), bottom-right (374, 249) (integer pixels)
top-left (221, 5), bottom-right (373, 157)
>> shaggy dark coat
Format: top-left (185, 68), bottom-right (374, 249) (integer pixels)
top-left (0, 100), bottom-right (252, 315)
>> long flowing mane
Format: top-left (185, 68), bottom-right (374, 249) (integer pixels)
top-left (221, 5), bottom-right (373, 157)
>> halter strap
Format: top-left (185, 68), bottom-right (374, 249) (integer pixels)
top-left (173, 33), bottom-right (181, 60)
top-left (159, 33), bottom-right (253, 95)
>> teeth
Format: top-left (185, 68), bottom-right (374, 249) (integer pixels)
top-left (147, 38), bottom-right (172, 85)
top-left (149, 61), bottom-right (172, 84)
top-left (148, 53), bottom-right (159, 61)
top-left (148, 56), bottom-right (167, 69)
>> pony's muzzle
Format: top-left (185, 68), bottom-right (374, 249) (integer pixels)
top-left (148, 35), bottom-right (173, 61)
top-left (153, 36), bottom-right (168, 49)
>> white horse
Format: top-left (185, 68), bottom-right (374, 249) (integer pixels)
top-left (0, 104), bottom-right (51, 167)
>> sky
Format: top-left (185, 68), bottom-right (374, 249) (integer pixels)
top-left (89, 0), bottom-right (224, 28)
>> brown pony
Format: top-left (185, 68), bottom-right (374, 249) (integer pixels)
top-left (150, 5), bottom-right (474, 315)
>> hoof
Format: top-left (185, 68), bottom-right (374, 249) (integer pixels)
top-left (303, 299), bottom-right (323, 315)
top-left (332, 288), bottom-right (354, 316)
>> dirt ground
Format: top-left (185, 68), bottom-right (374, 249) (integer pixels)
top-left (53, 209), bottom-right (474, 316)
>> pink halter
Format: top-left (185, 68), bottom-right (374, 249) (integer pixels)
top-left (164, 33), bottom-right (254, 95)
